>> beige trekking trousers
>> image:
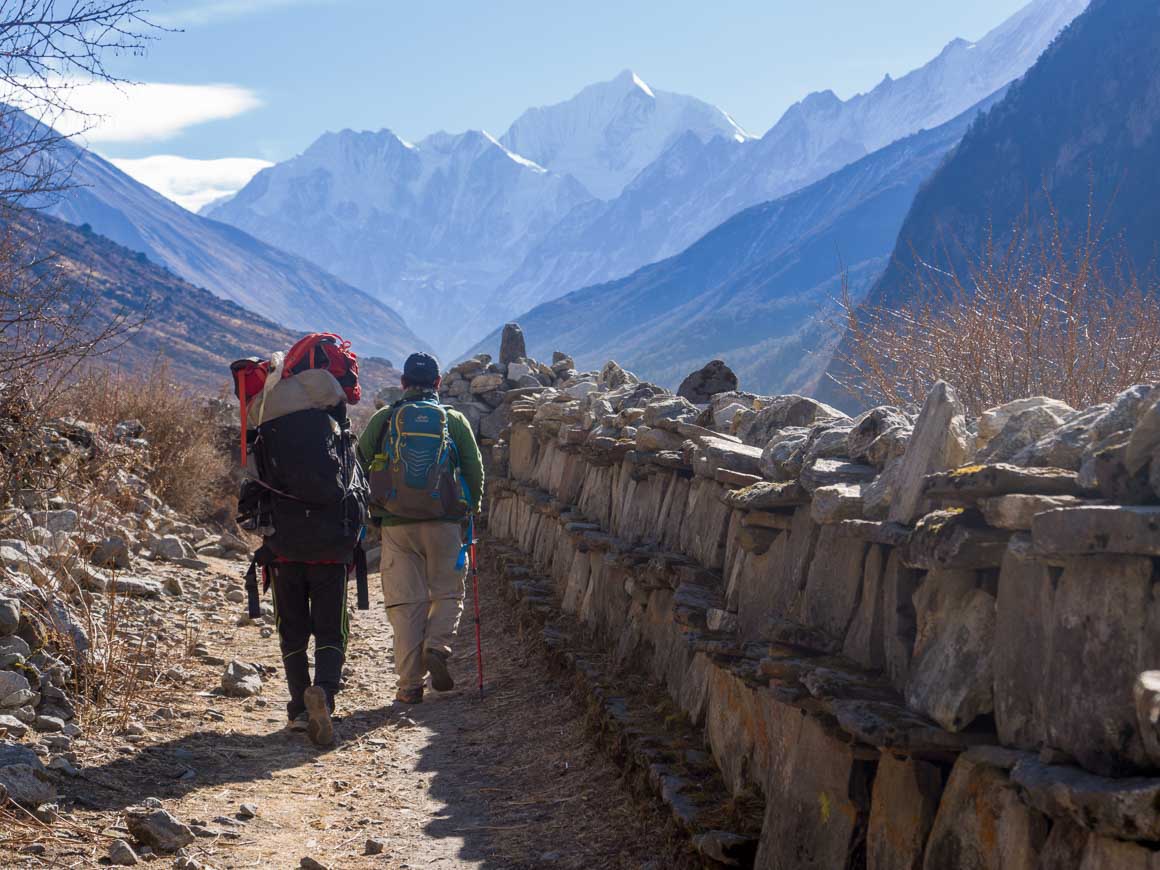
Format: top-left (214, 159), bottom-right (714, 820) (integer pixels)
top-left (379, 522), bottom-right (466, 691)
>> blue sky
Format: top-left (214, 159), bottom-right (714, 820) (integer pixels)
top-left (76, 0), bottom-right (1032, 207)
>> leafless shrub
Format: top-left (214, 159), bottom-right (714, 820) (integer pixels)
top-left (832, 209), bottom-right (1160, 416)
top-left (0, 218), bottom-right (136, 388)
top-left (64, 364), bottom-right (232, 519)
top-left (0, 0), bottom-right (158, 498)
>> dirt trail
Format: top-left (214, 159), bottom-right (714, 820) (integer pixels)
top-left (26, 555), bottom-right (683, 869)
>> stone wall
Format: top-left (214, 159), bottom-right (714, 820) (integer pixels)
top-left (448, 349), bottom-right (1160, 869)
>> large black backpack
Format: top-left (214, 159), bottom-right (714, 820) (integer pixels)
top-left (241, 403), bottom-right (368, 563)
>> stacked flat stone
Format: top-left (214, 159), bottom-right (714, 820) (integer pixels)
top-left (436, 329), bottom-right (622, 457)
top-left (486, 359), bottom-right (1160, 869)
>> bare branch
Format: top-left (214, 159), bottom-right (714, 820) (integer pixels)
top-left (832, 198), bottom-right (1160, 415)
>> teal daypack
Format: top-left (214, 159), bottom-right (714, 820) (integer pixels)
top-left (368, 399), bottom-right (468, 520)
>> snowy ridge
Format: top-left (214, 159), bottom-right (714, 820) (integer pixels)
top-left (203, 0), bottom-right (1089, 357)
top-left (481, 130), bottom-right (547, 173)
top-left (767, 0), bottom-right (1091, 160)
top-left (500, 68), bottom-right (751, 200)
top-left (483, 0), bottom-right (1091, 327)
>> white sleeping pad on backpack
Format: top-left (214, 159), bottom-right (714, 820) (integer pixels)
top-left (246, 369), bottom-right (347, 429)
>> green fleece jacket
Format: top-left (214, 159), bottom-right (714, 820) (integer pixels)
top-left (356, 390), bottom-right (484, 526)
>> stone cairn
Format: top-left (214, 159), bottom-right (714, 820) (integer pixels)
top-left (445, 329), bottom-right (1160, 869)
top-left (437, 323), bottom-right (585, 452)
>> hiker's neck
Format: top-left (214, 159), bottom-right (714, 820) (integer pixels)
top-left (403, 386), bottom-right (438, 400)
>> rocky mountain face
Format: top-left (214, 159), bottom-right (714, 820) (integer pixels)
top-left (31, 122), bottom-right (425, 364)
top-left (481, 0), bottom-right (1088, 330)
top-left (468, 91), bottom-right (1006, 395)
top-left (4, 209), bottom-right (400, 394)
top-left (500, 69), bottom-right (750, 200)
top-left (206, 127), bottom-right (593, 355)
top-left (860, 0), bottom-right (1158, 309)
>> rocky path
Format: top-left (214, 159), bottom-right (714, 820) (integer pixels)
top-left (14, 556), bottom-right (686, 869)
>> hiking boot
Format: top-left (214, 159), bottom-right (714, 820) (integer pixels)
top-left (303, 686), bottom-right (334, 746)
top-left (396, 686), bottom-right (424, 705)
top-left (424, 649), bottom-right (454, 692)
top-left (286, 711), bottom-right (309, 733)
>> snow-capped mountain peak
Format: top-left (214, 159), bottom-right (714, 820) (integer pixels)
top-left (500, 69), bottom-right (751, 199)
top-left (206, 121), bottom-right (593, 353)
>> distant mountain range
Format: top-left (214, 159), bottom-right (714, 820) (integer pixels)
top-left (468, 90), bottom-right (1007, 394)
top-left (5, 208), bottom-right (400, 394)
top-left (203, 71), bottom-right (748, 353)
top-left (34, 126), bottom-right (426, 364)
top-left (205, 0), bottom-right (1086, 357)
top-left (482, 0), bottom-right (1088, 332)
top-left (500, 69), bottom-right (751, 200)
top-left (205, 127), bottom-right (593, 354)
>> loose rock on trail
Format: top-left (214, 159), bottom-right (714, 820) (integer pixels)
top-left (8, 553), bottom-right (686, 869)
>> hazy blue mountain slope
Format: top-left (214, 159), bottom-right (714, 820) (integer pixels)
top-left (817, 0), bottom-right (1160, 410)
top-left (37, 131), bottom-right (426, 363)
top-left (469, 92), bottom-right (1005, 394)
top-left (865, 0), bottom-right (1160, 308)
top-left (3, 208), bottom-right (400, 393)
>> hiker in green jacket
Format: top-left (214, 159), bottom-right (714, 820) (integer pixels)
top-left (357, 352), bottom-right (484, 704)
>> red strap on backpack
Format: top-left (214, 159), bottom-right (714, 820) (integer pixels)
top-left (230, 358), bottom-right (271, 467)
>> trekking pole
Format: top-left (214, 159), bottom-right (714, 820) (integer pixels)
top-left (468, 516), bottom-right (484, 700)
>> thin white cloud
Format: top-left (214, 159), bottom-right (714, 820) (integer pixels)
top-left (157, 0), bottom-right (341, 26)
top-left (44, 80), bottom-right (262, 144)
top-left (109, 154), bottom-right (272, 212)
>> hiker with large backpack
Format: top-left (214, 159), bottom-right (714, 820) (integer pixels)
top-left (357, 352), bottom-right (484, 705)
top-left (231, 334), bottom-right (370, 745)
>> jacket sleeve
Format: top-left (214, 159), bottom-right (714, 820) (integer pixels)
top-left (449, 412), bottom-right (485, 512)
top-left (356, 409), bottom-right (387, 475)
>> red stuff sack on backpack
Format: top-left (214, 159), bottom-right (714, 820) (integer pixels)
top-left (283, 333), bottom-right (361, 405)
top-left (229, 333), bottom-right (361, 467)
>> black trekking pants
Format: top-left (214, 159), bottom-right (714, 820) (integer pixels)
top-left (270, 562), bottom-right (349, 720)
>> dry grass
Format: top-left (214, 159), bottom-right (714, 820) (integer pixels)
top-left (833, 208), bottom-right (1160, 415)
top-left (63, 364), bottom-right (232, 520)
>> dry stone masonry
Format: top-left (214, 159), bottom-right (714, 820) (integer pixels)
top-left (443, 334), bottom-right (1160, 869)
